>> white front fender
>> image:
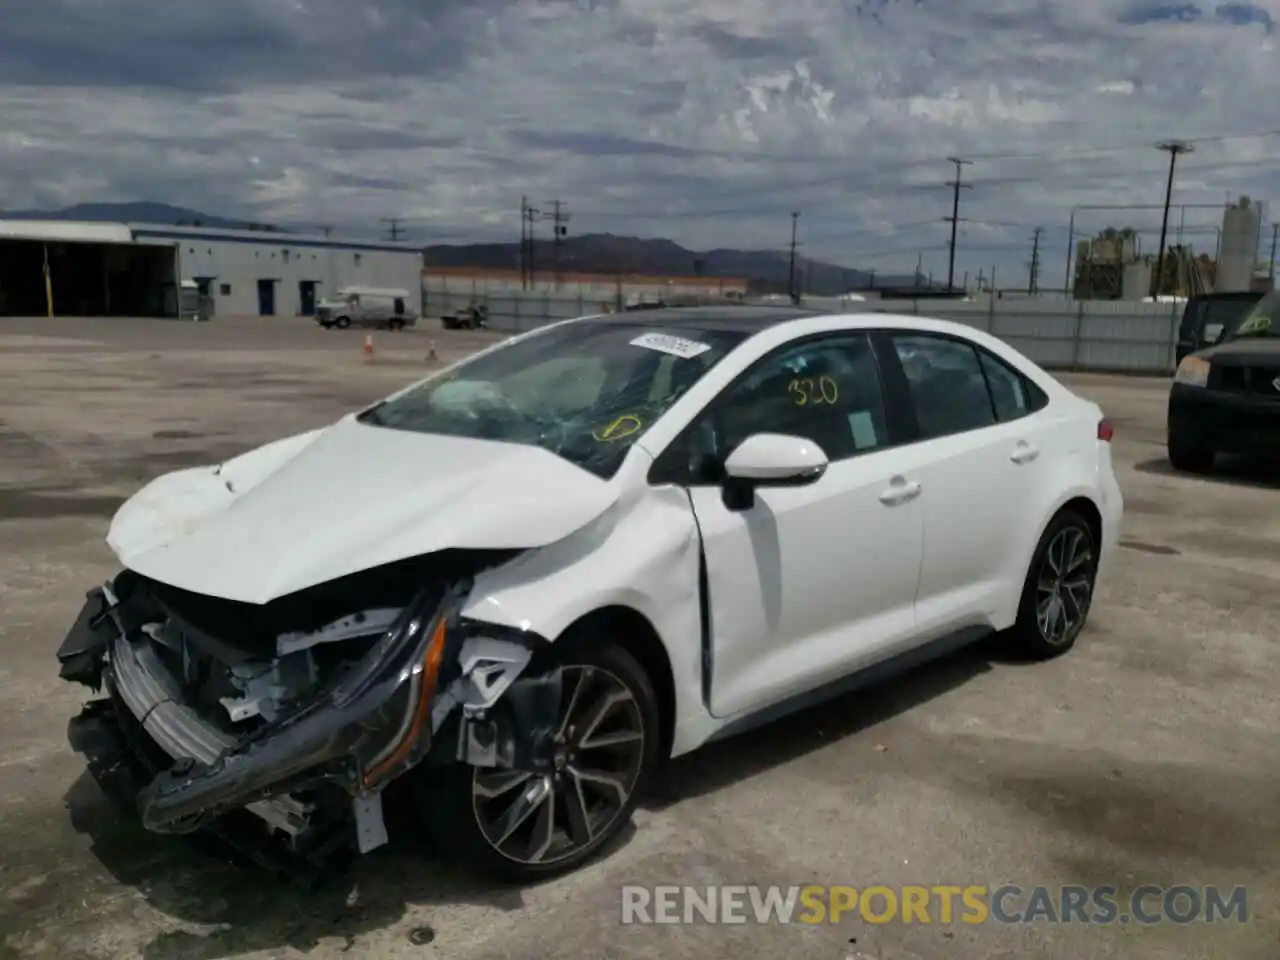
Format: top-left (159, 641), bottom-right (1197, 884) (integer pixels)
top-left (460, 484), bottom-right (705, 757)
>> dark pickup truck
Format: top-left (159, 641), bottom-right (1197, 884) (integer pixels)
top-left (1168, 290), bottom-right (1280, 472)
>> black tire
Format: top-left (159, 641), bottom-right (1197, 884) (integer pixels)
top-left (388, 318), bottom-right (405, 331)
top-left (417, 641), bottom-right (660, 883)
top-left (1008, 509), bottom-right (1098, 660)
top-left (1167, 433), bottom-right (1214, 474)
top-left (334, 316), bottom-right (351, 330)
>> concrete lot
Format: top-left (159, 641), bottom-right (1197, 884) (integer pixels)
top-left (0, 315), bottom-right (1277, 960)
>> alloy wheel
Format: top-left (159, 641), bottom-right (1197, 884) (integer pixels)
top-left (471, 665), bottom-right (646, 866)
top-left (1035, 526), bottom-right (1094, 645)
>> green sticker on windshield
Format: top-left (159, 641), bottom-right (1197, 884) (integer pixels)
top-left (1236, 312), bottom-right (1272, 335)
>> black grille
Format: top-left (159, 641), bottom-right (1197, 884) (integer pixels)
top-left (1214, 365), bottom-right (1280, 398)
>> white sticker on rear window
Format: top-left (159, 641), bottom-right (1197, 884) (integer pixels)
top-left (629, 332), bottom-right (711, 359)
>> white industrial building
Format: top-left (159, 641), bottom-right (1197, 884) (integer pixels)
top-left (0, 219), bottom-right (423, 319)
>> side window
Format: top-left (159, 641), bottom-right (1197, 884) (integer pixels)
top-left (892, 334), bottom-right (996, 439)
top-left (977, 350), bottom-right (1030, 422)
top-left (699, 334), bottom-right (889, 471)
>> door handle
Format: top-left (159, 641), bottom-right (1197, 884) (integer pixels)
top-left (1010, 442), bottom-right (1040, 464)
top-left (879, 478), bottom-right (922, 505)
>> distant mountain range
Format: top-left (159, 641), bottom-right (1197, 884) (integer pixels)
top-left (2, 201), bottom-right (926, 293)
top-left (1, 201), bottom-right (281, 232)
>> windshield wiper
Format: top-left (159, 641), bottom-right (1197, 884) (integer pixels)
top-left (356, 401), bottom-right (388, 425)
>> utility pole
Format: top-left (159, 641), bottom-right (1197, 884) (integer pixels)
top-left (944, 156), bottom-right (973, 292)
top-left (1153, 140), bottom-right (1193, 298)
top-left (545, 200), bottom-right (570, 289)
top-left (519, 196), bottom-right (526, 289)
top-left (523, 201), bottom-right (541, 288)
top-left (914, 251), bottom-right (923, 286)
top-left (1269, 222), bottom-right (1278, 284)
top-left (380, 218), bottom-right (403, 241)
top-left (787, 212), bottom-right (800, 302)
top-left (1028, 228), bottom-right (1043, 294)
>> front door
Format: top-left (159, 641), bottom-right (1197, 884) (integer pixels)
top-left (298, 281), bottom-right (317, 316)
top-left (257, 279), bottom-right (276, 317)
top-left (677, 332), bottom-right (924, 718)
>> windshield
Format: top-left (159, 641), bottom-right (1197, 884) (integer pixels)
top-left (358, 320), bottom-right (744, 478)
top-left (1225, 290), bottom-right (1280, 341)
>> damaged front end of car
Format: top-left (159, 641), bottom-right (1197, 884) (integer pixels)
top-left (57, 552), bottom-right (564, 881)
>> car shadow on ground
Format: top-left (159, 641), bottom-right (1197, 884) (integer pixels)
top-left (63, 773), bottom-right (524, 959)
top-left (1134, 454), bottom-right (1280, 490)
top-left (646, 639), bottom-right (1016, 809)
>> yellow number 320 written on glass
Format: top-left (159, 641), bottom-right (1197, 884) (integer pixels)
top-left (788, 376), bottom-right (839, 406)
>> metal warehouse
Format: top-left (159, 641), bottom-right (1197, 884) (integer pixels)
top-left (0, 219), bottom-right (424, 319)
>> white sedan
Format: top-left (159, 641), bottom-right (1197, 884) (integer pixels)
top-left (57, 306), bottom-right (1123, 882)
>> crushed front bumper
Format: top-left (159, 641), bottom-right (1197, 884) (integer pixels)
top-left (57, 573), bottom-right (555, 873)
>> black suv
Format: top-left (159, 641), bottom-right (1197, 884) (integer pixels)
top-left (1167, 290), bottom-right (1280, 473)
top-left (1174, 291), bottom-right (1265, 365)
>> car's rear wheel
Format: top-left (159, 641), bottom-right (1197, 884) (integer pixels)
top-left (1010, 509), bottom-right (1098, 659)
top-left (388, 318), bottom-right (405, 331)
top-left (1167, 433), bottom-right (1214, 473)
top-left (419, 642), bottom-right (659, 882)
top-left (334, 316), bottom-right (351, 329)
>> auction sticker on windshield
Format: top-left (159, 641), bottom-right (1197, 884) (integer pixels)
top-left (630, 332), bottom-right (712, 359)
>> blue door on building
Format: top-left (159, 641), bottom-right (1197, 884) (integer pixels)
top-left (298, 280), bottom-right (317, 316)
top-left (257, 279), bottom-right (276, 316)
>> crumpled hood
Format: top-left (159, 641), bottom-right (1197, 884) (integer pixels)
top-left (108, 417), bottom-right (618, 604)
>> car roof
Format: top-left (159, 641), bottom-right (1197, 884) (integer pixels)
top-left (575, 305), bottom-right (822, 336)
top-left (572, 304), bottom-right (990, 340)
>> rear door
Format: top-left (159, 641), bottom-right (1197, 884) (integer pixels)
top-left (879, 332), bottom-right (1052, 638)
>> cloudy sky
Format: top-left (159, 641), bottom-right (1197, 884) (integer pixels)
top-left (2, 0), bottom-right (1278, 283)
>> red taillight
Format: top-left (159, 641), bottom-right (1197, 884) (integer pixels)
top-left (1097, 418), bottom-right (1114, 442)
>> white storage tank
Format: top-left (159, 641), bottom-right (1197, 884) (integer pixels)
top-left (1121, 260), bottom-right (1153, 300)
top-left (1218, 196), bottom-right (1261, 292)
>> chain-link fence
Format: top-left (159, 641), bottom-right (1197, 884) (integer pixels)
top-left (422, 285), bottom-right (1185, 375)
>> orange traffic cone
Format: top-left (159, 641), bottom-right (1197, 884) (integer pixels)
top-left (363, 334), bottom-right (374, 359)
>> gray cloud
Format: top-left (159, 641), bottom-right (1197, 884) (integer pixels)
top-left (1, 0), bottom-right (1278, 281)
top-left (690, 21), bottom-right (816, 59)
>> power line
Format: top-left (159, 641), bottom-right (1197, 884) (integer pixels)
top-left (380, 218), bottom-right (403, 241)
top-left (568, 153), bottom-right (1280, 225)
top-left (567, 128), bottom-right (1280, 217)
top-left (944, 156), bottom-right (973, 291)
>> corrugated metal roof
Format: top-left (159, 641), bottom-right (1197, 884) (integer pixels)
top-left (0, 219), bottom-right (133, 244)
top-left (130, 222), bottom-right (422, 253)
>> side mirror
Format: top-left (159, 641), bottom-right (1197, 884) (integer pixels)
top-left (721, 433), bottom-right (827, 511)
top-left (724, 433), bottom-right (828, 485)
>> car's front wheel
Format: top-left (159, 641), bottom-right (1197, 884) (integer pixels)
top-left (1010, 509), bottom-right (1098, 659)
top-left (419, 642), bottom-right (659, 882)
